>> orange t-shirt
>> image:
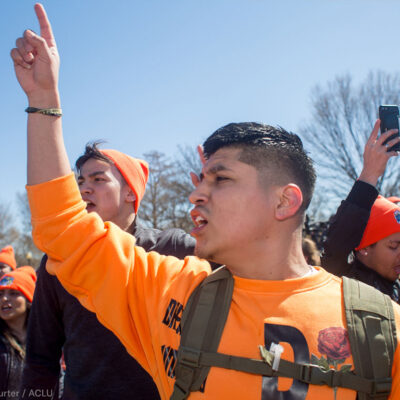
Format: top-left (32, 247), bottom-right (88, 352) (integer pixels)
top-left (27, 174), bottom-right (400, 400)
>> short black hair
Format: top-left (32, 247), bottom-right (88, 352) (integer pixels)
top-left (75, 141), bottom-right (112, 173)
top-left (203, 122), bottom-right (316, 212)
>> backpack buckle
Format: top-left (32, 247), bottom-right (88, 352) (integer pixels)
top-left (300, 364), bottom-right (336, 387)
top-left (179, 347), bottom-right (201, 368)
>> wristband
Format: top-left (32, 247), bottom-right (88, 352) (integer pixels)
top-left (25, 107), bottom-right (62, 117)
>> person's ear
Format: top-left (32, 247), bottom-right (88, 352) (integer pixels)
top-left (124, 187), bottom-right (136, 204)
top-left (275, 184), bottom-right (303, 221)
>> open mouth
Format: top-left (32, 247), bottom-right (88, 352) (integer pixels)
top-left (190, 210), bottom-right (208, 236)
top-left (84, 200), bottom-right (96, 211)
top-left (1, 305), bottom-right (12, 312)
top-left (194, 215), bottom-right (208, 228)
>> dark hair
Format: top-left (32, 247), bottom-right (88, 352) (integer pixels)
top-left (0, 301), bottom-right (31, 359)
top-left (203, 122), bottom-right (316, 212)
top-left (75, 141), bottom-right (112, 173)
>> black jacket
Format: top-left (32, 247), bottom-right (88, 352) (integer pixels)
top-left (20, 225), bottom-right (196, 400)
top-left (322, 180), bottom-right (400, 302)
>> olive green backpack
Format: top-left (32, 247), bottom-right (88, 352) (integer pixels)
top-left (170, 267), bottom-right (397, 400)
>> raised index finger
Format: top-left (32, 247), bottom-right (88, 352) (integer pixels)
top-left (34, 3), bottom-right (56, 47)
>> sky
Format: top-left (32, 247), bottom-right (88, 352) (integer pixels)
top-left (1, 0), bottom-right (400, 217)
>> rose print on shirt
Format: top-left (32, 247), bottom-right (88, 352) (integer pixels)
top-left (317, 327), bottom-right (351, 361)
top-left (311, 327), bottom-right (352, 400)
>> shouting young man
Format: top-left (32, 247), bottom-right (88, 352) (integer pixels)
top-left (20, 143), bottom-right (195, 399)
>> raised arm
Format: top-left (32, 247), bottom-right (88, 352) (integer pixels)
top-left (322, 121), bottom-right (400, 275)
top-left (10, 3), bottom-right (70, 185)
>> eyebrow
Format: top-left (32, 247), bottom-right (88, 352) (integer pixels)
top-left (199, 164), bottom-right (233, 180)
top-left (77, 171), bottom-right (107, 181)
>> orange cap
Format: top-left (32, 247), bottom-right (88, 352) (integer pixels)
top-left (100, 150), bottom-right (149, 214)
top-left (0, 266), bottom-right (37, 302)
top-left (0, 246), bottom-right (17, 270)
top-left (356, 195), bottom-right (400, 250)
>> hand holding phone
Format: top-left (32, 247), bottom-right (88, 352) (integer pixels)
top-left (360, 120), bottom-right (399, 186)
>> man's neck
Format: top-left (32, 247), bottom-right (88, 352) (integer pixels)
top-left (225, 231), bottom-right (310, 281)
top-left (111, 214), bottom-right (136, 233)
top-left (126, 218), bottom-right (137, 234)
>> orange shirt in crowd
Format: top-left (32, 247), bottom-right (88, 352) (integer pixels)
top-left (27, 173), bottom-right (400, 400)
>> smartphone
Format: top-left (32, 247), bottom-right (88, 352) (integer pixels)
top-left (379, 105), bottom-right (400, 152)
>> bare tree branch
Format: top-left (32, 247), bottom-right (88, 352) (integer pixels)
top-left (301, 70), bottom-right (400, 210)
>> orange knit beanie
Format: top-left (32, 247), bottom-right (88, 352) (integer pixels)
top-left (0, 266), bottom-right (37, 302)
top-left (356, 195), bottom-right (400, 250)
top-left (0, 246), bottom-right (17, 270)
top-left (100, 150), bottom-right (149, 213)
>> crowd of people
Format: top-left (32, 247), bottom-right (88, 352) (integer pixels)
top-left (2, 3), bottom-right (400, 400)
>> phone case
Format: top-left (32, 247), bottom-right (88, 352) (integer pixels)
top-left (379, 105), bottom-right (400, 152)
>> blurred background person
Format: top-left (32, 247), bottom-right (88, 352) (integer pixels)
top-left (0, 246), bottom-right (17, 278)
top-left (0, 267), bottom-right (36, 398)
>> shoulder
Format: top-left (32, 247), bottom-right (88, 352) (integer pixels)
top-left (159, 227), bottom-right (195, 245)
top-left (156, 228), bottom-right (196, 259)
top-left (134, 225), bottom-right (195, 259)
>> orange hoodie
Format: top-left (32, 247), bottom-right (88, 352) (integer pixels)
top-left (27, 173), bottom-right (400, 400)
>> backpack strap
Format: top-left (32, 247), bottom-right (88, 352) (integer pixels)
top-left (342, 276), bottom-right (397, 400)
top-left (171, 271), bottom-right (397, 400)
top-left (171, 266), bottom-right (234, 400)
top-left (173, 331), bottom-right (387, 397)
